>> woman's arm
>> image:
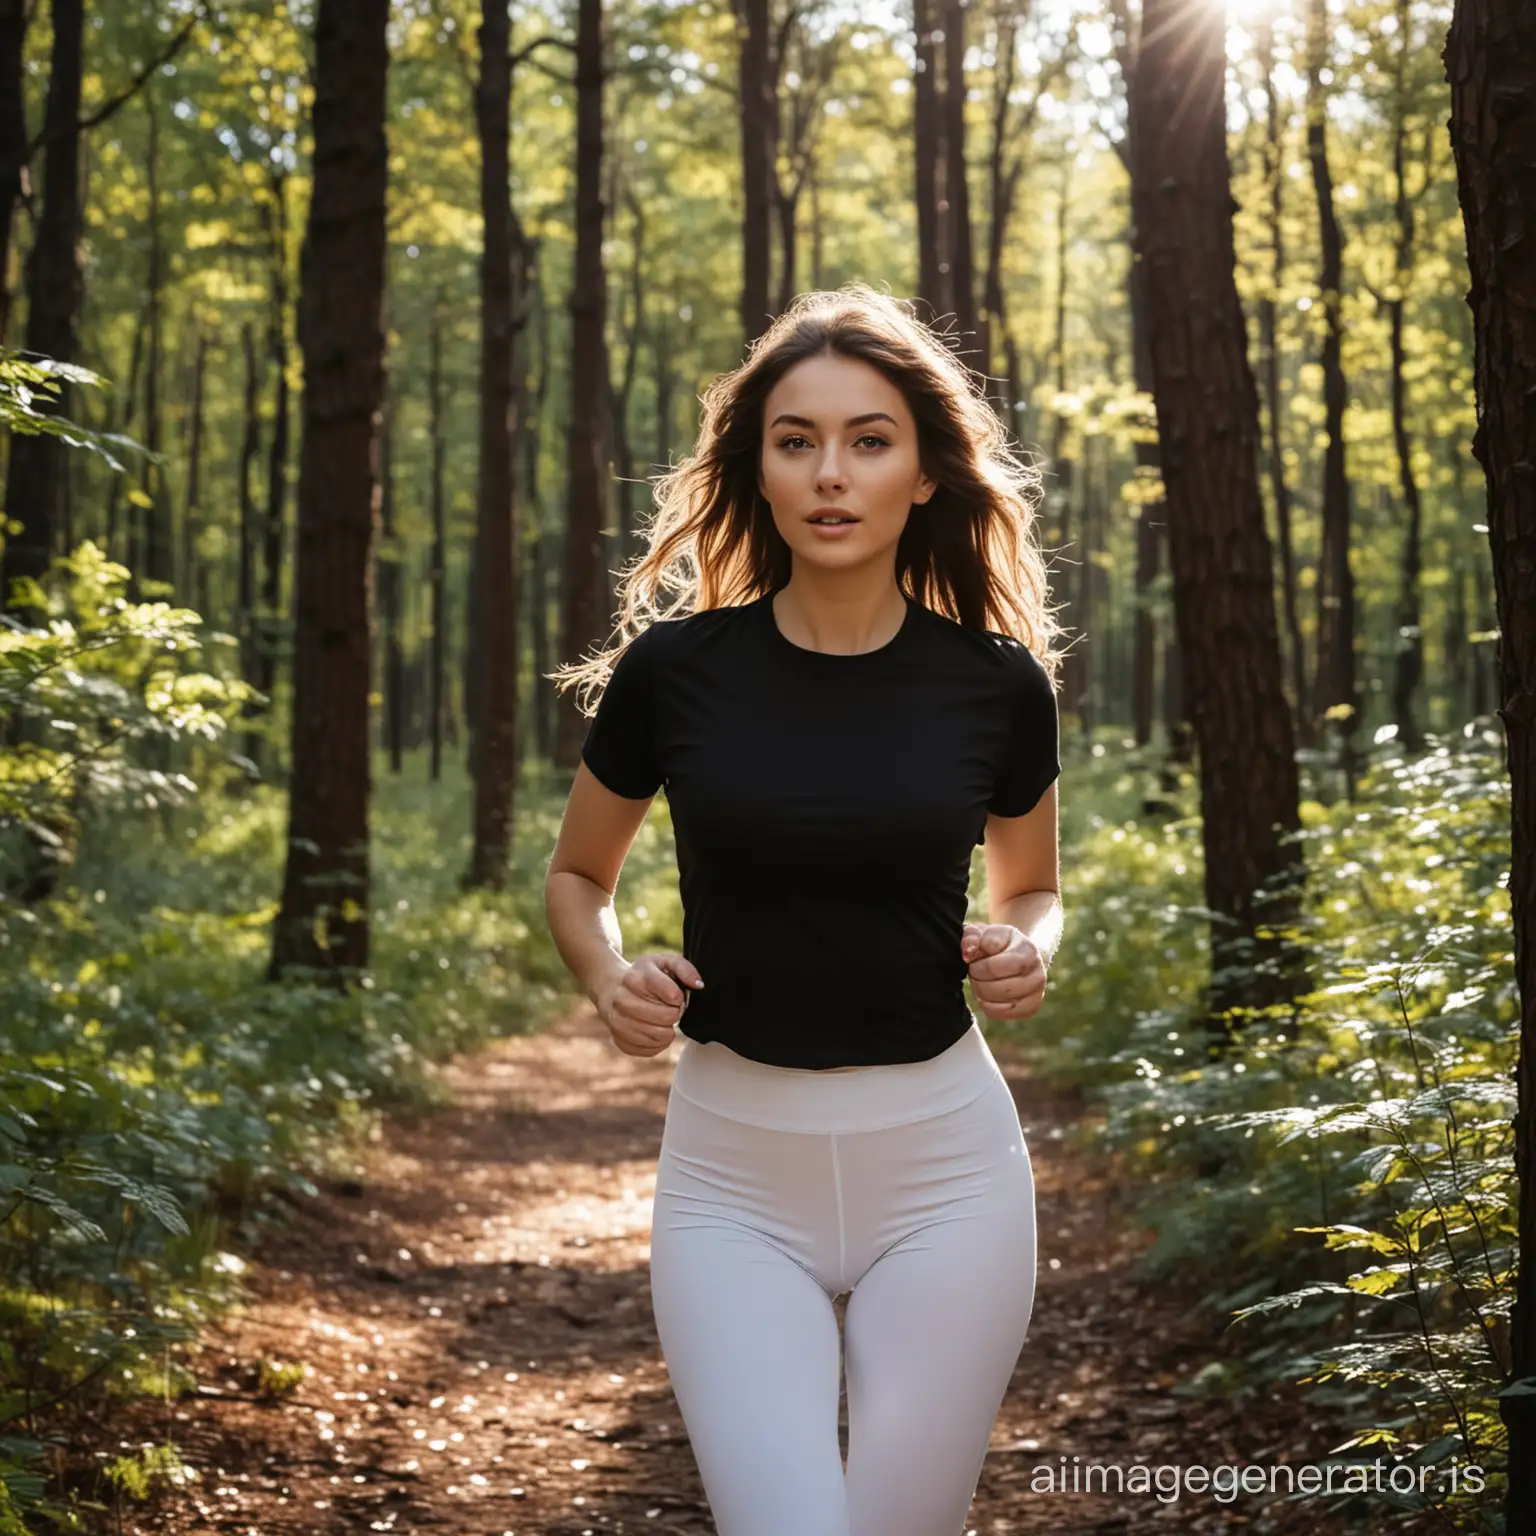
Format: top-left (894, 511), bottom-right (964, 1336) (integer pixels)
top-left (544, 761), bottom-right (655, 1013)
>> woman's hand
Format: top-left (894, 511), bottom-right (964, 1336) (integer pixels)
top-left (596, 952), bottom-right (705, 1057)
top-left (961, 921), bottom-right (1047, 1021)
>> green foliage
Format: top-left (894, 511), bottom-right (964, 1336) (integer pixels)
top-left (0, 541), bottom-right (252, 898)
top-left (1007, 726), bottom-right (1515, 1530)
top-left (102, 1443), bottom-right (198, 1502)
top-left (0, 547), bottom-right (594, 1524)
top-left (0, 354), bottom-right (141, 475)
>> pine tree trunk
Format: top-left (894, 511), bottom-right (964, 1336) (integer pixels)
top-left (912, 0), bottom-right (942, 318)
top-left (268, 0), bottom-right (388, 979)
top-left (1, 0), bottom-right (82, 600)
top-left (0, 0), bottom-right (28, 345)
top-left (255, 174), bottom-right (292, 775)
top-left (238, 322), bottom-right (263, 769)
top-left (941, 0), bottom-right (975, 344)
top-left (555, 0), bottom-right (611, 770)
top-left (1256, 14), bottom-right (1308, 735)
top-left (378, 360), bottom-right (404, 775)
top-left (1387, 0), bottom-right (1424, 751)
top-left (1305, 0), bottom-right (1359, 779)
top-left (428, 293), bottom-right (447, 784)
top-left (184, 325), bottom-right (209, 612)
top-left (466, 0), bottom-right (522, 888)
top-left (735, 0), bottom-right (773, 343)
top-left (1444, 3), bottom-right (1536, 1521)
top-left (1131, 0), bottom-right (1307, 1033)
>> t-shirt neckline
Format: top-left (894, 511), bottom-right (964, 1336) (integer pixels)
top-left (758, 588), bottom-right (915, 664)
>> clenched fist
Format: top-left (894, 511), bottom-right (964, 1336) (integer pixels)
top-left (961, 921), bottom-right (1047, 1021)
top-left (597, 952), bottom-right (705, 1057)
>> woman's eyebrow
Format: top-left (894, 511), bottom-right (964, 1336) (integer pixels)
top-left (768, 411), bottom-right (899, 429)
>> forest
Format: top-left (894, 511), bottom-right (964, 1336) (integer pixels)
top-left (0, 0), bottom-right (1532, 1532)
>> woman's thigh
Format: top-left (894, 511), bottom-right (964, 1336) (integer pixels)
top-left (648, 1090), bottom-right (850, 1536)
top-left (839, 1075), bottom-right (1037, 1536)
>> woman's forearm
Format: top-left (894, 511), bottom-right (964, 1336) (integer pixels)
top-left (545, 869), bottom-right (634, 1009)
top-left (990, 888), bottom-right (1063, 971)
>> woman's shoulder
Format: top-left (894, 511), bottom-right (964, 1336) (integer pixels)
top-left (618, 600), bottom-right (754, 661)
top-left (913, 602), bottom-right (1048, 678)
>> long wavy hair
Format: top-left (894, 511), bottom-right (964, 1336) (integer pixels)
top-left (550, 283), bottom-right (1063, 714)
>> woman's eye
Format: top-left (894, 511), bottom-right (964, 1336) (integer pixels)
top-left (777, 434), bottom-right (889, 450)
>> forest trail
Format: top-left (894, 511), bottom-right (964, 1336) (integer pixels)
top-left (117, 1008), bottom-right (1405, 1536)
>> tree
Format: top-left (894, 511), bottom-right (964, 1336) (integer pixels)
top-left (734, 0), bottom-right (774, 342)
top-left (465, 0), bottom-right (522, 890)
top-left (1129, 0), bottom-right (1306, 1033)
top-left (1444, 1), bottom-right (1536, 1524)
top-left (268, 0), bottom-right (389, 978)
top-left (1305, 0), bottom-right (1360, 778)
top-left (555, 0), bottom-right (611, 770)
top-left (2, 0), bottom-right (83, 601)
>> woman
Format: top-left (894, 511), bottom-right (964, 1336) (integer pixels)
top-left (544, 284), bottom-right (1063, 1536)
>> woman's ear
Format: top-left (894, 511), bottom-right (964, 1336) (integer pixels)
top-left (914, 474), bottom-right (937, 505)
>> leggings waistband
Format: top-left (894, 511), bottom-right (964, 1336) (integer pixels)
top-left (668, 1021), bottom-right (1005, 1135)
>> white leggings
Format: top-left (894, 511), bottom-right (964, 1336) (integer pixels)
top-left (649, 1021), bottom-right (1037, 1536)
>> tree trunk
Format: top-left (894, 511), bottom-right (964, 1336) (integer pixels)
top-left (183, 324), bottom-right (209, 612)
top-left (526, 253), bottom-right (554, 766)
top-left (1305, 0), bottom-right (1360, 783)
top-left (0, 0), bottom-right (28, 345)
top-left (268, 0), bottom-right (388, 979)
top-left (1050, 166), bottom-right (1083, 719)
top-left (555, 0), bottom-right (611, 771)
top-left (1130, 0), bottom-right (1307, 1036)
top-left (466, 0), bottom-right (522, 889)
top-left (1444, 3), bottom-right (1536, 1523)
top-left (913, 0), bottom-right (943, 318)
top-left (1, 0), bottom-right (82, 602)
top-left (1256, 14), bottom-right (1308, 735)
top-left (428, 292), bottom-right (447, 783)
top-left (1387, 0), bottom-right (1424, 752)
top-left (238, 322), bottom-right (263, 768)
top-left (941, 0), bottom-right (975, 346)
top-left (143, 83), bottom-right (173, 590)
top-left (378, 353), bottom-right (404, 775)
top-left (735, 0), bottom-right (774, 344)
top-left (106, 299), bottom-right (148, 571)
top-left (255, 172), bottom-right (291, 772)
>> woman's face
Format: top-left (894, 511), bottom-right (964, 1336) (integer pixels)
top-left (758, 351), bottom-right (935, 572)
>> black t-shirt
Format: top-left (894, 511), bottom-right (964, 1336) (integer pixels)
top-left (578, 589), bottom-right (1060, 1069)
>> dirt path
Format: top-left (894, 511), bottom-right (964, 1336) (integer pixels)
top-left (113, 1007), bottom-right (1412, 1536)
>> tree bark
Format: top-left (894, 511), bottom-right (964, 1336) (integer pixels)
top-left (466, 0), bottom-right (522, 889)
top-left (1387, 0), bottom-right (1425, 752)
top-left (913, 0), bottom-right (943, 317)
top-left (1, 0), bottom-right (82, 601)
top-left (734, 0), bottom-right (774, 343)
top-left (1444, 3), bottom-right (1536, 1523)
top-left (942, 0), bottom-right (975, 345)
top-left (142, 82), bottom-right (173, 590)
top-left (237, 322), bottom-right (263, 768)
top-left (0, 0), bottom-right (28, 345)
top-left (269, 0), bottom-right (388, 978)
top-left (255, 172), bottom-right (292, 771)
top-left (1305, 0), bottom-right (1360, 780)
top-left (428, 291), bottom-right (448, 783)
top-left (183, 324), bottom-right (210, 612)
top-left (1256, 14), bottom-right (1308, 735)
top-left (1130, 0), bottom-right (1307, 1034)
top-left (378, 351), bottom-right (403, 775)
top-left (555, 0), bottom-right (611, 770)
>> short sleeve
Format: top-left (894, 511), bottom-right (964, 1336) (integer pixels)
top-left (580, 624), bottom-right (665, 799)
top-left (986, 642), bottom-right (1061, 817)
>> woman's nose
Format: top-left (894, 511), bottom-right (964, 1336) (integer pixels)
top-left (815, 454), bottom-right (847, 491)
